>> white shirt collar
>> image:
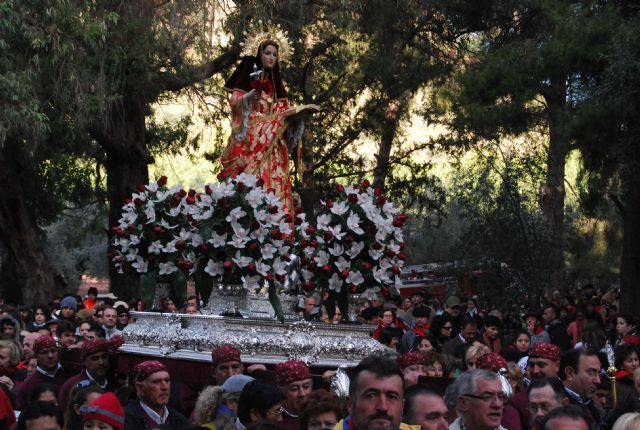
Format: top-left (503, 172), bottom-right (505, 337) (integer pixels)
top-left (36, 363), bottom-right (63, 378)
top-left (140, 400), bottom-right (169, 424)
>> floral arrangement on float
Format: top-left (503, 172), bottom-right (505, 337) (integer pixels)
top-left (110, 173), bottom-right (294, 320)
top-left (297, 180), bottom-right (408, 318)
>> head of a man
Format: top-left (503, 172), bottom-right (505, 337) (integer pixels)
top-left (527, 342), bottom-right (561, 379)
top-left (397, 351), bottom-right (426, 388)
top-left (483, 316), bottom-right (501, 341)
top-left (23, 332), bottom-right (40, 360)
top-left (237, 380), bottom-right (285, 426)
top-left (539, 405), bottom-right (590, 430)
top-left (102, 307), bottom-right (117, 330)
top-left (211, 345), bottom-right (243, 385)
top-left (304, 297), bottom-right (316, 314)
top-left (460, 317), bottom-right (478, 342)
top-left (276, 360), bottom-right (313, 414)
top-left (33, 336), bottom-right (59, 373)
top-left (455, 369), bottom-right (505, 430)
top-left (528, 377), bottom-right (569, 428)
top-left (81, 338), bottom-right (113, 381)
top-left (403, 386), bottom-right (448, 430)
top-left (186, 296), bottom-right (198, 308)
top-left (59, 296), bottom-right (77, 319)
top-left (87, 287), bottom-right (98, 302)
top-left (560, 349), bottom-right (601, 401)
top-left (445, 296), bottom-right (462, 317)
top-left (412, 306), bottom-right (431, 328)
top-left (185, 304), bottom-right (198, 314)
top-left (133, 360), bottom-right (171, 413)
top-left (17, 400), bottom-right (64, 430)
top-left (56, 320), bottom-right (76, 349)
top-left (348, 355), bottom-right (404, 430)
top-left (542, 306), bottom-right (558, 324)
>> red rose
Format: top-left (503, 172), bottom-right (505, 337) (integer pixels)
top-left (154, 226), bottom-right (163, 233)
top-left (111, 226), bottom-right (125, 236)
top-left (136, 184), bottom-right (146, 192)
top-left (223, 261), bottom-right (233, 269)
top-left (177, 189), bottom-right (187, 198)
top-left (113, 255), bottom-right (124, 264)
top-left (324, 199), bottom-right (334, 209)
top-left (251, 220), bottom-right (260, 230)
top-left (133, 198), bottom-right (143, 206)
top-left (303, 280), bottom-right (314, 291)
top-left (217, 171), bottom-right (228, 181)
top-left (237, 182), bottom-right (245, 192)
top-left (205, 185), bottom-right (212, 194)
top-left (324, 231), bottom-right (333, 242)
top-left (128, 224), bottom-right (136, 232)
top-left (157, 176), bottom-right (168, 187)
top-left (375, 196), bottom-right (386, 206)
top-left (385, 248), bottom-right (396, 257)
top-left (266, 272), bottom-right (274, 282)
top-left (309, 240), bottom-right (318, 248)
top-left (186, 196), bottom-right (196, 205)
top-left (270, 230), bottom-right (283, 240)
top-left (217, 198), bottom-right (227, 207)
top-left (341, 270), bottom-right (349, 278)
top-left (294, 216), bottom-right (303, 225)
top-left (170, 196), bottom-right (180, 207)
top-left (123, 198), bottom-right (132, 205)
top-left (392, 266), bottom-right (401, 275)
top-left (248, 242), bottom-right (258, 251)
top-left (294, 206), bottom-right (305, 214)
top-left (362, 262), bottom-right (373, 271)
top-left (268, 205), bottom-right (278, 214)
top-left (147, 255), bottom-right (156, 263)
top-left (347, 194), bottom-right (358, 203)
top-left (322, 264), bottom-right (332, 273)
top-left (177, 260), bottom-right (194, 271)
top-left (397, 252), bottom-right (407, 260)
top-left (197, 244), bottom-right (208, 253)
top-left (336, 184), bottom-right (345, 193)
top-left (175, 240), bottom-right (185, 249)
top-left (256, 178), bottom-right (265, 187)
top-left (398, 242), bottom-right (405, 250)
top-left (372, 242), bottom-right (383, 250)
top-left (283, 214), bottom-right (293, 223)
top-left (305, 225), bottom-right (315, 235)
top-left (247, 263), bottom-right (256, 273)
top-left (374, 187), bottom-right (382, 196)
top-left (360, 179), bottom-right (370, 188)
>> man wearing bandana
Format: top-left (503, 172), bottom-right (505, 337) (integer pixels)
top-left (124, 360), bottom-right (189, 430)
top-left (211, 345), bottom-right (244, 385)
top-left (276, 360), bottom-right (314, 430)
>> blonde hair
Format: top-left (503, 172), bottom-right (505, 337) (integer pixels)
top-left (465, 344), bottom-right (490, 362)
top-left (507, 361), bottom-right (523, 392)
top-left (612, 413), bottom-right (640, 430)
top-left (0, 340), bottom-right (22, 367)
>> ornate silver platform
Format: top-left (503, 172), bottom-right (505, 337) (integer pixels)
top-left (120, 311), bottom-right (384, 367)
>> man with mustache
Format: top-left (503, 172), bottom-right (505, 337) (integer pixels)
top-left (124, 360), bottom-right (189, 430)
top-left (334, 355), bottom-right (419, 430)
top-left (560, 349), bottom-right (604, 430)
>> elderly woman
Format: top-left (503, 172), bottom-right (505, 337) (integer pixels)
top-left (300, 389), bottom-right (343, 430)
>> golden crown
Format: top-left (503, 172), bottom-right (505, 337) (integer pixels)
top-left (240, 21), bottom-right (294, 63)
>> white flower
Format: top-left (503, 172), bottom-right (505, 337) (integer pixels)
top-left (226, 207), bottom-right (247, 223)
top-left (317, 214), bottom-right (332, 231)
top-left (346, 270), bottom-right (364, 285)
top-left (383, 200), bottom-right (397, 215)
top-left (245, 188), bottom-right (265, 208)
top-left (120, 211), bottom-right (137, 225)
top-left (375, 229), bottom-right (388, 243)
top-left (235, 173), bottom-right (258, 188)
top-left (159, 262), bottom-right (178, 275)
top-left (328, 242), bottom-right (344, 257)
top-left (117, 238), bottom-right (131, 253)
top-left (261, 244), bottom-right (277, 260)
top-left (254, 209), bottom-right (269, 223)
top-left (148, 241), bottom-right (163, 255)
top-left (272, 257), bottom-right (288, 276)
top-left (190, 233), bottom-right (204, 248)
top-left (232, 251), bottom-right (252, 268)
top-left (301, 268), bottom-right (314, 281)
top-left (256, 261), bottom-right (271, 276)
top-left (345, 241), bottom-right (365, 259)
top-left (132, 257), bottom-right (148, 273)
top-left (373, 267), bottom-right (391, 284)
top-left (379, 257), bottom-right (393, 269)
top-left (228, 222), bottom-right (249, 248)
top-left (204, 259), bottom-right (224, 277)
top-left (369, 248), bottom-right (384, 261)
top-left (159, 218), bottom-right (178, 230)
top-left (144, 202), bottom-right (156, 224)
top-left (154, 189), bottom-right (171, 203)
top-left (168, 205), bottom-right (182, 217)
top-left (334, 256), bottom-right (350, 272)
top-left (328, 273), bottom-right (343, 292)
top-left (346, 211), bottom-right (364, 235)
top-left (314, 250), bottom-right (330, 266)
top-left (327, 224), bottom-right (346, 241)
top-left (193, 205), bottom-right (214, 221)
top-left (162, 240), bottom-right (178, 253)
top-left (278, 220), bottom-right (292, 236)
top-left (250, 225), bottom-right (269, 242)
top-left (330, 201), bottom-right (349, 216)
top-left (145, 183), bottom-right (158, 193)
top-left (125, 248), bottom-right (139, 262)
top-left (208, 232), bottom-right (227, 248)
top-left (131, 192), bottom-right (147, 203)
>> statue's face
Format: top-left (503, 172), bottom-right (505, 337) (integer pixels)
top-left (261, 43), bottom-right (278, 69)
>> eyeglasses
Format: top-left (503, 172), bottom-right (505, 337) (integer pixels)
top-left (464, 392), bottom-right (507, 403)
top-left (267, 406), bottom-right (284, 417)
top-left (443, 326), bottom-right (453, 330)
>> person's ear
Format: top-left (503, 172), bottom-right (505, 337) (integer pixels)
top-left (561, 397), bottom-right (570, 407)
top-left (565, 366), bottom-right (576, 381)
top-left (250, 408), bottom-right (261, 422)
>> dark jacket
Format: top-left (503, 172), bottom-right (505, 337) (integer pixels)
top-left (15, 366), bottom-right (71, 410)
top-left (546, 319), bottom-right (571, 352)
top-left (124, 400), bottom-right (190, 430)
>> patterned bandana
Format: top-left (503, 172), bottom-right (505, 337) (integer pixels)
top-left (397, 351), bottom-right (424, 369)
top-left (275, 360), bottom-right (311, 386)
top-left (476, 352), bottom-right (507, 372)
top-left (211, 345), bottom-right (241, 367)
top-left (33, 335), bottom-right (57, 354)
top-left (133, 360), bottom-right (167, 382)
top-left (81, 335), bottom-right (124, 360)
top-left (529, 342), bottom-right (561, 363)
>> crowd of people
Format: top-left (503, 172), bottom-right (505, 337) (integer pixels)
top-left (0, 284), bottom-right (639, 430)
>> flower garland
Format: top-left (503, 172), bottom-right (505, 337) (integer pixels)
top-left (297, 180), bottom-right (407, 297)
top-left (111, 173), bottom-right (293, 290)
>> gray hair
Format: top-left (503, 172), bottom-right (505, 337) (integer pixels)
top-left (453, 369), bottom-right (500, 417)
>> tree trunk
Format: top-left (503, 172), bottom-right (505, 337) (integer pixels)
top-left (619, 146), bottom-right (640, 314)
top-left (539, 80), bottom-right (570, 292)
top-left (0, 154), bottom-right (65, 304)
top-left (373, 95), bottom-right (408, 190)
top-left (100, 100), bottom-right (150, 302)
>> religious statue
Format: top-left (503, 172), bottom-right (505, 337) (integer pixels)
top-left (220, 23), bottom-right (318, 216)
